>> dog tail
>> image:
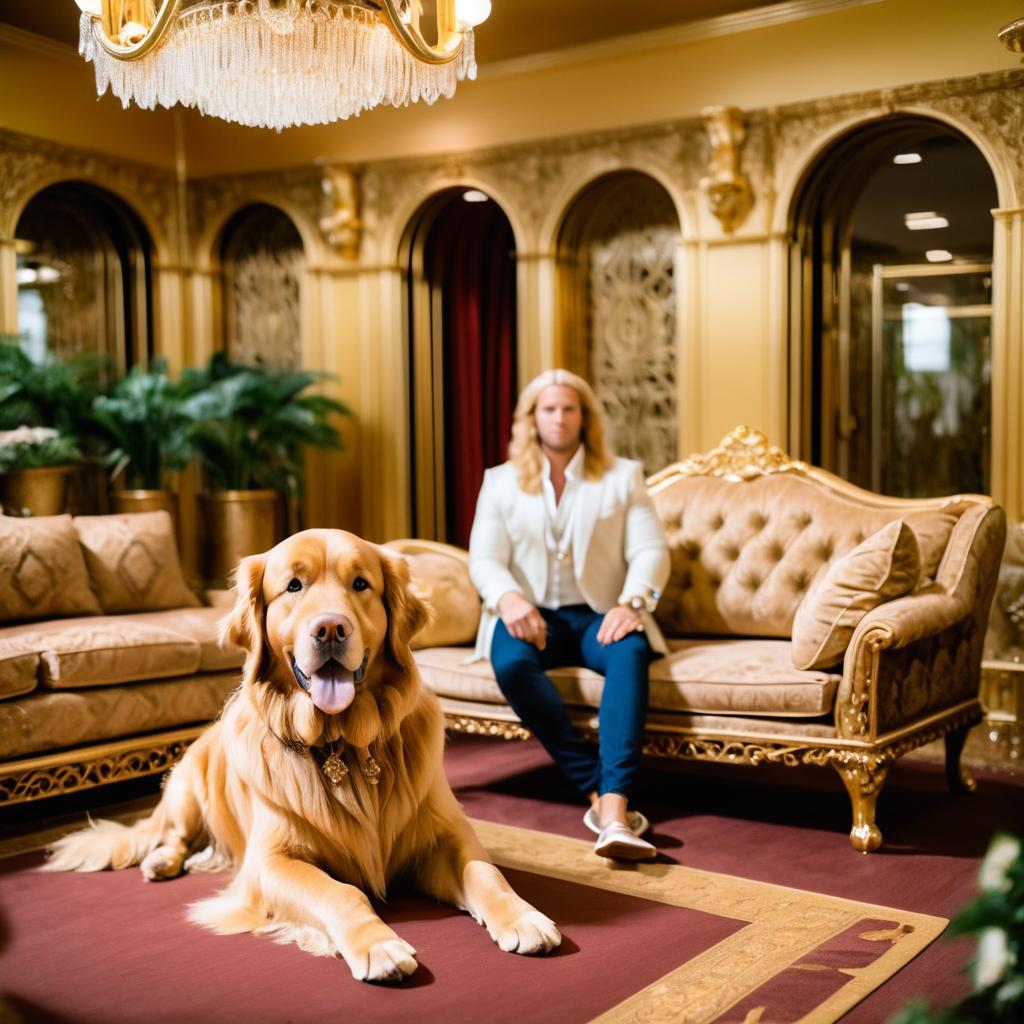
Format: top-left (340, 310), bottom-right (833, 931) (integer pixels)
top-left (41, 807), bottom-right (168, 873)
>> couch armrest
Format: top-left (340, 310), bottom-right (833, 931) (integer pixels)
top-left (835, 503), bottom-right (1006, 740)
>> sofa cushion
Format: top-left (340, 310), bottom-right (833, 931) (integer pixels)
top-left (119, 608), bottom-right (244, 672)
top-left (0, 637), bottom-right (40, 699)
top-left (791, 520), bottom-right (920, 671)
top-left (0, 673), bottom-right (237, 759)
top-left (74, 511), bottom-right (200, 614)
top-left (0, 514), bottom-right (102, 623)
top-left (413, 639), bottom-right (839, 719)
top-left (385, 543), bottom-right (481, 649)
top-left (904, 501), bottom-right (973, 580)
top-left (1, 617), bottom-right (203, 690)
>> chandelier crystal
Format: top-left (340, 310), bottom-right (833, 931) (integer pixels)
top-left (77, 0), bottom-right (483, 130)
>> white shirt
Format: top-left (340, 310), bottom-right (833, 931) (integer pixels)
top-left (539, 446), bottom-right (587, 608)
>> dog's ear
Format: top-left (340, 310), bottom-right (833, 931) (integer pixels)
top-left (376, 546), bottom-right (429, 667)
top-left (220, 552), bottom-right (267, 684)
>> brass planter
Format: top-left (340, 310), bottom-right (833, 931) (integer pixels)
top-left (110, 488), bottom-right (179, 521)
top-left (198, 489), bottom-right (280, 588)
top-left (0, 465), bottom-right (76, 517)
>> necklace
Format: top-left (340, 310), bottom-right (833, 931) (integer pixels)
top-left (545, 488), bottom-right (575, 564)
top-left (318, 740), bottom-right (381, 786)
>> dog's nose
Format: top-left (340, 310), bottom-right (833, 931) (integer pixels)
top-left (309, 614), bottom-right (352, 645)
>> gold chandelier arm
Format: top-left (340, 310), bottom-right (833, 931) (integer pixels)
top-left (378, 0), bottom-right (464, 66)
top-left (86, 0), bottom-right (183, 62)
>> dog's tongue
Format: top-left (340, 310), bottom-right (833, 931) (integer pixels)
top-left (309, 667), bottom-right (356, 714)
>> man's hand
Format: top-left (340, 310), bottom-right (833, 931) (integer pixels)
top-left (596, 605), bottom-right (644, 645)
top-left (498, 592), bottom-right (547, 650)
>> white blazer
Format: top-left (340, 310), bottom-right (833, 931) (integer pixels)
top-left (468, 456), bottom-right (671, 660)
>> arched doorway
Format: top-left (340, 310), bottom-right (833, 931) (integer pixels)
top-left (15, 181), bottom-right (153, 374)
top-left (790, 117), bottom-right (998, 497)
top-left (556, 171), bottom-right (681, 475)
top-left (218, 204), bottom-right (304, 368)
top-left (401, 188), bottom-right (517, 547)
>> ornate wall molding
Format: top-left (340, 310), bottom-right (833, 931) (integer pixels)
top-left (0, 127), bottom-right (177, 258)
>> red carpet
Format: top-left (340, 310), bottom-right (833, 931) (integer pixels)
top-left (1, 733), bottom-right (1020, 1023)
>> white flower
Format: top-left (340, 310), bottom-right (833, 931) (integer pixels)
top-left (979, 833), bottom-right (1021, 893)
top-left (0, 425), bottom-right (59, 448)
top-left (972, 927), bottom-right (1014, 989)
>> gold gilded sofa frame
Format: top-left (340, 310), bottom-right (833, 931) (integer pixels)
top-left (442, 427), bottom-right (997, 853)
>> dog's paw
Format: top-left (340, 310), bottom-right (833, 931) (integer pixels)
top-left (350, 938), bottom-right (418, 984)
top-left (140, 845), bottom-right (185, 881)
top-left (490, 909), bottom-right (561, 955)
top-left (183, 845), bottom-right (231, 874)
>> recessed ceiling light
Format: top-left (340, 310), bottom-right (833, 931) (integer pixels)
top-left (462, 189), bottom-right (490, 203)
top-left (905, 212), bottom-right (949, 231)
top-left (926, 249), bottom-right (954, 263)
top-left (893, 153), bottom-right (923, 165)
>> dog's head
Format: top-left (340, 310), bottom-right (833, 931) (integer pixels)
top-left (222, 529), bottom-right (428, 748)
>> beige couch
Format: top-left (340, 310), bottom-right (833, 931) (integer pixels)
top-left (390, 428), bottom-right (1006, 852)
top-left (0, 510), bottom-right (242, 805)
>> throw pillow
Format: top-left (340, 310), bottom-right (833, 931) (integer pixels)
top-left (385, 544), bottom-right (481, 649)
top-left (791, 519), bottom-right (920, 671)
top-left (0, 514), bottom-right (103, 623)
top-left (74, 511), bottom-right (200, 614)
top-left (904, 500), bottom-right (974, 580)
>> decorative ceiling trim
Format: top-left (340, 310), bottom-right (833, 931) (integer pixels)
top-left (0, 24), bottom-right (81, 65)
top-left (481, 0), bottom-right (886, 79)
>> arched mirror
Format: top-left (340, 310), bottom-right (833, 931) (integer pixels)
top-left (15, 181), bottom-right (153, 374)
top-left (790, 117), bottom-right (997, 496)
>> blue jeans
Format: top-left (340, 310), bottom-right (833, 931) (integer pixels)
top-left (489, 604), bottom-right (653, 800)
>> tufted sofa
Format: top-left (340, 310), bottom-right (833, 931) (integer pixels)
top-left (391, 428), bottom-right (1006, 852)
top-left (0, 510), bottom-right (243, 805)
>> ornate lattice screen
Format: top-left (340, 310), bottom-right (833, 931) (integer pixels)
top-left (223, 206), bottom-right (304, 369)
top-left (578, 177), bottom-right (679, 473)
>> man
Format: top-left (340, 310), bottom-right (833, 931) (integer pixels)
top-left (469, 369), bottom-right (670, 860)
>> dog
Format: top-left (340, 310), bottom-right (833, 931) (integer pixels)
top-left (44, 529), bottom-right (561, 982)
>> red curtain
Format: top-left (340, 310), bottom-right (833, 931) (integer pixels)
top-left (427, 199), bottom-right (517, 548)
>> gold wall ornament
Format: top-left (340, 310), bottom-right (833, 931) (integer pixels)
top-left (699, 105), bottom-right (754, 234)
top-left (75, 0), bottom-right (486, 130)
top-left (999, 17), bottom-right (1024, 53)
top-left (318, 165), bottom-right (364, 260)
top-left (647, 425), bottom-right (807, 488)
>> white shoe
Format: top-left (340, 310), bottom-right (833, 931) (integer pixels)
top-left (583, 805), bottom-right (650, 837)
top-left (593, 821), bottom-right (657, 861)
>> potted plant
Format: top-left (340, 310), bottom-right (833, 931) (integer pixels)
top-left (0, 338), bottom-right (101, 516)
top-left (89, 359), bottom-right (193, 521)
top-left (180, 353), bottom-right (348, 586)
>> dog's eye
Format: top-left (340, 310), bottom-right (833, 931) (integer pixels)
top-left (352, 576), bottom-right (370, 592)
top-left (286, 578), bottom-right (303, 593)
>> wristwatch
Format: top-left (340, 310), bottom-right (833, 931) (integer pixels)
top-left (624, 590), bottom-right (660, 614)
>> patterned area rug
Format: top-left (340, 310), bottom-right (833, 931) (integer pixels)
top-left (476, 820), bottom-right (947, 1024)
top-left (0, 817), bottom-right (945, 1024)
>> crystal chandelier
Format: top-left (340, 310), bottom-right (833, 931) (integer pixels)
top-left (74, 0), bottom-right (492, 130)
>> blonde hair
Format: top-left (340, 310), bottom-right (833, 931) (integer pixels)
top-left (508, 369), bottom-right (614, 493)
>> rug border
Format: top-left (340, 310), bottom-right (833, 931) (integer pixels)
top-left (472, 819), bottom-right (948, 1024)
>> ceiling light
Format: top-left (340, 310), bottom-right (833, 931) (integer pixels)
top-left (462, 189), bottom-right (490, 203)
top-left (75, 0), bottom-right (490, 131)
top-left (905, 212), bottom-right (949, 231)
top-left (15, 268), bottom-right (38, 286)
top-left (893, 153), bottom-right (922, 165)
top-left (895, 282), bottom-right (911, 292)
top-left (926, 250), bottom-right (954, 263)
top-left (456, 0), bottom-right (492, 28)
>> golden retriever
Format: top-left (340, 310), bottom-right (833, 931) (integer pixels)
top-left (45, 529), bottom-right (560, 982)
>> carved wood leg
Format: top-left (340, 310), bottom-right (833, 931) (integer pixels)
top-left (834, 759), bottom-right (890, 853)
top-left (944, 724), bottom-right (977, 794)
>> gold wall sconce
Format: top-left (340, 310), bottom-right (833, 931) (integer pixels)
top-left (699, 105), bottom-right (754, 235)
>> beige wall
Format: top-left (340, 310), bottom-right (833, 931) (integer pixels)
top-left (2, 2), bottom-right (1019, 175)
top-left (1, 0), bottom-right (1022, 545)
